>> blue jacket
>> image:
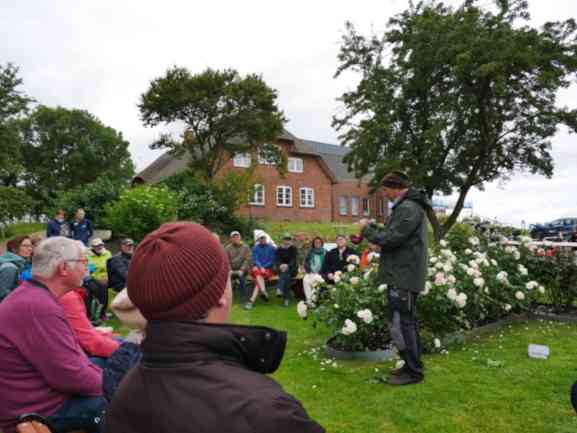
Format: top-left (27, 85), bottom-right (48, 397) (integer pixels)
top-left (71, 218), bottom-right (94, 245)
top-left (46, 218), bottom-right (70, 238)
top-left (252, 244), bottom-right (276, 269)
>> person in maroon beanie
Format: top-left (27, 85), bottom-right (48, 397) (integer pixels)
top-left (104, 222), bottom-right (324, 433)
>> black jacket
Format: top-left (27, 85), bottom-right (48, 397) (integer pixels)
top-left (104, 321), bottom-right (325, 433)
top-left (106, 253), bottom-right (131, 292)
top-left (362, 188), bottom-right (431, 292)
top-left (274, 245), bottom-right (298, 277)
top-left (321, 246), bottom-right (355, 276)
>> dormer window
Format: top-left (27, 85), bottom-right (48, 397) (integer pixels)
top-left (288, 157), bottom-right (303, 173)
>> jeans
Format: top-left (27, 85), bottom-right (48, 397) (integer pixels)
top-left (387, 288), bottom-right (423, 378)
top-left (277, 272), bottom-right (293, 301)
top-left (46, 395), bottom-right (107, 433)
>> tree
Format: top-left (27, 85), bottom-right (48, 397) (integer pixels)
top-left (0, 187), bottom-right (34, 239)
top-left (139, 67), bottom-right (287, 180)
top-left (20, 105), bottom-right (135, 209)
top-left (333, 0), bottom-right (577, 239)
top-left (0, 63), bottom-right (33, 186)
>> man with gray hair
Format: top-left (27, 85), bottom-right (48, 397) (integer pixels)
top-left (0, 237), bottom-right (105, 433)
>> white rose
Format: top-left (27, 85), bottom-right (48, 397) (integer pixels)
top-left (378, 284), bottom-right (388, 293)
top-left (504, 303), bottom-right (512, 312)
top-left (490, 259), bottom-right (498, 266)
top-left (434, 338), bottom-right (441, 349)
top-left (513, 251), bottom-right (521, 261)
top-left (341, 319), bottom-right (358, 335)
top-left (468, 260), bottom-right (479, 269)
top-left (446, 288), bottom-right (458, 301)
top-left (466, 268), bottom-right (476, 277)
top-left (496, 271), bottom-right (508, 282)
top-left (350, 276), bottom-right (360, 286)
top-left (473, 277), bottom-right (485, 288)
top-left (505, 246), bottom-right (514, 254)
top-left (440, 240), bottom-right (448, 247)
top-left (334, 304), bottom-right (339, 309)
top-left (297, 301), bottom-right (308, 319)
top-left (430, 257), bottom-right (438, 264)
top-left (517, 264), bottom-right (528, 276)
top-left (515, 291), bottom-right (525, 301)
top-left (456, 292), bottom-right (468, 308)
top-left (435, 272), bottom-right (447, 286)
top-left (468, 237), bottom-right (480, 246)
top-left (538, 285), bottom-right (545, 294)
top-left (356, 309), bottom-right (374, 324)
top-left (525, 281), bottom-right (538, 290)
top-left (443, 263), bottom-right (453, 273)
top-left (347, 264), bottom-right (356, 273)
top-left (347, 255), bottom-right (360, 265)
top-left (465, 248), bottom-right (473, 255)
top-left (447, 275), bottom-right (457, 285)
top-left (334, 274), bottom-right (341, 283)
top-left (436, 262), bottom-right (445, 270)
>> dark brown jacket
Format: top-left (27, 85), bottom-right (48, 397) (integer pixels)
top-left (104, 321), bottom-right (324, 433)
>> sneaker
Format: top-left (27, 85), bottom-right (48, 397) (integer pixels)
top-left (260, 292), bottom-right (270, 302)
top-left (389, 366), bottom-right (409, 376)
top-left (243, 302), bottom-right (254, 310)
top-left (283, 299), bottom-right (290, 307)
top-left (387, 372), bottom-right (423, 386)
top-left (276, 288), bottom-right (283, 298)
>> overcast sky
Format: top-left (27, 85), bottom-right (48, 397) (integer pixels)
top-left (1, 0), bottom-right (576, 226)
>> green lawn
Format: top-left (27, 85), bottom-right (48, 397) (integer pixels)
top-left (260, 221), bottom-right (358, 242)
top-left (109, 297), bottom-right (577, 433)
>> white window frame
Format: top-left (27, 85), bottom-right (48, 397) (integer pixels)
top-left (288, 157), bottom-right (304, 173)
top-left (339, 196), bottom-right (348, 216)
top-left (233, 153), bottom-right (251, 168)
top-left (351, 196), bottom-right (360, 216)
top-left (362, 197), bottom-right (370, 216)
top-left (276, 186), bottom-right (293, 207)
top-left (249, 184), bottom-right (265, 206)
top-left (299, 187), bottom-right (314, 208)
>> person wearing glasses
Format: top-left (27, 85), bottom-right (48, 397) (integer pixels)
top-left (0, 236), bottom-right (34, 302)
top-left (0, 237), bottom-right (105, 433)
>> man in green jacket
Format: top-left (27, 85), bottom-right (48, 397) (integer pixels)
top-left (359, 172), bottom-right (431, 386)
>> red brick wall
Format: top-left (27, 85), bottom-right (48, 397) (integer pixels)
top-left (218, 142), bottom-right (334, 222)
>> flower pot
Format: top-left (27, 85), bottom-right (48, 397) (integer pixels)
top-left (325, 335), bottom-right (396, 362)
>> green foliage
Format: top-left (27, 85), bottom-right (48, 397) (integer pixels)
top-left (1, 222), bottom-right (44, 240)
top-left (51, 176), bottom-right (127, 225)
top-left (20, 105), bottom-right (134, 210)
top-left (104, 186), bottom-right (178, 241)
top-left (0, 63), bottom-right (32, 187)
top-left (139, 66), bottom-right (287, 180)
top-left (0, 186), bottom-right (35, 238)
top-left (333, 0), bottom-right (577, 237)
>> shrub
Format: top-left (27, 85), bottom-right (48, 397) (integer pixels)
top-left (103, 185), bottom-right (178, 241)
top-left (52, 176), bottom-right (126, 225)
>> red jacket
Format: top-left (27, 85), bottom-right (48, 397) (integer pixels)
top-left (59, 289), bottom-right (119, 358)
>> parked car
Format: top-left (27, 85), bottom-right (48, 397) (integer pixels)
top-left (530, 217), bottom-right (577, 240)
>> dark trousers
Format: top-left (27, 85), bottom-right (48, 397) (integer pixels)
top-left (388, 288), bottom-right (423, 378)
top-left (277, 272), bottom-right (293, 301)
top-left (231, 272), bottom-right (247, 303)
top-left (46, 395), bottom-right (107, 433)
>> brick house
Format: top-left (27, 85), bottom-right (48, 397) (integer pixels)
top-left (135, 130), bottom-right (389, 223)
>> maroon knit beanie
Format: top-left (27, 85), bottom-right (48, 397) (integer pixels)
top-left (127, 222), bottom-right (230, 321)
top-left (381, 171), bottom-right (410, 189)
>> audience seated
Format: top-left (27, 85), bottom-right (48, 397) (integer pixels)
top-left (104, 222), bottom-right (324, 433)
top-left (106, 238), bottom-right (134, 293)
top-left (245, 234), bottom-right (277, 310)
top-left (0, 236), bottom-right (33, 302)
top-left (321, 234), bottom-right (355, 283)
top-left (225, 231), bottom-right (251, 304)
top-left (0, 237), bottom-right (105, 433)
top-left (274, 233), bottom-right (298, 307)
top-left (303, 237), bottom-right (326, 303)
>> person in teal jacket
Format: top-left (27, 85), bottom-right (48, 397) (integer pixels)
top-left (0, 236), bottom-right (33, 302)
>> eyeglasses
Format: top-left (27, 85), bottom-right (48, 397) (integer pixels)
top-left (66, 259), bottom-right (89, 265)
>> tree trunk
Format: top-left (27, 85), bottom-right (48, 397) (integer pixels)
top-left (442, 184), bottom-right (472, 235)
top-left (425, 206), bottom-right (443, 244)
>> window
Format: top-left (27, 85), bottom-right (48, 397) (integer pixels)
top-left (249, 184), bottom-right (265, 205)
top-left (276, 186), bottom-right (292, 207)
top-left (257, 144), bottom-right (278, 165)
top-left (339, 196), bottom-right (348, 216)
top-left (299, 187), bottom-right (314, 208)
top-left (377, 199), bottom-right (384, 216)
top-left (351, 196), bottom-right (359, 216)
top-left (288, 157), bottom-right (304, 173)
top-left (362, 198), bottom-right (370, 216)
top-left (233, 153), bottom-right (251, 168)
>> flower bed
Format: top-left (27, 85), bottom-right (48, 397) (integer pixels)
top-left (297, 227), bottom-right (576, 353)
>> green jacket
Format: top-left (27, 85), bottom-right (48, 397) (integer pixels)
top-left (362, 188), bottom-right (431, 293)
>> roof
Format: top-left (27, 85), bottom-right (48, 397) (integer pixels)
top-left (136, 131), bottom-right (368, 184)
